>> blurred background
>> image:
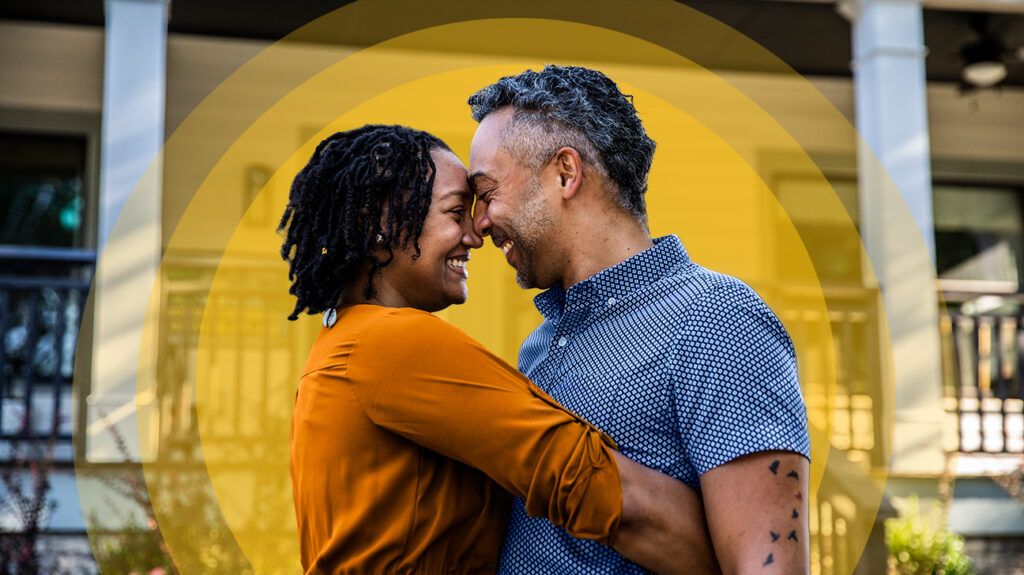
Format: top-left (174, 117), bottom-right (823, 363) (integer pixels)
top-left (0, 0), bottom-right (1023, 573)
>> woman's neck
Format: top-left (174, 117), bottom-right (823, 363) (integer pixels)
top-left (338, 272), bottom-right (409, 309)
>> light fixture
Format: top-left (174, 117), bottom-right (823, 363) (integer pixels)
top-left (963, 60), bottom-right (1008, 88)
top-left (960, 15), bottom-right (1009, 90)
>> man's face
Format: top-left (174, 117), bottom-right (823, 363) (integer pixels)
top-left (468, 109), bottom-right (556, 289)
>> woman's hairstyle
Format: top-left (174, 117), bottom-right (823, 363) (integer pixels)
top-left (278, 124), bottom-right (450, 320)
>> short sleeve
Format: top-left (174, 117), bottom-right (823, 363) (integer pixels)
top-left (346, 309), bottom-right (623, 544)
top-left (672, 281), bottom-right (811, 476)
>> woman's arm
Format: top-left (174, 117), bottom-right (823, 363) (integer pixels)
top-left (348, 309), bottom-right (716, 571)
top-left (615, 452), bottom-right (721, 574)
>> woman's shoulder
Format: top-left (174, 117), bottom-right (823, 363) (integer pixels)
top-left (330, 305), bottom-right (467, 347)
top-left (305, 306), bottom-right (469, 375)
top-left (364, 306), bottom-right (467, 343)
top-left (344, 306), bottom-right (498, 381)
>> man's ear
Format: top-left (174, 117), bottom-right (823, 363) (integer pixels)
top-left (552, 146), bottom-right (583, 201)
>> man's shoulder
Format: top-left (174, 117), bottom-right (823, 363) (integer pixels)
top-left (646, 265), bottom-right (791, 356)
top-left (647, 262), bottom-right (767, 317)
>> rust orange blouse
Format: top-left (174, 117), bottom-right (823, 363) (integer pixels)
top-left (290, 304), bottom-right (623, 574)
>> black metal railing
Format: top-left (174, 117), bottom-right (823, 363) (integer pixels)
top-left (941, 300), bottom-right (1024, 454)
top-left (0, 246), bottom-right (94, 453)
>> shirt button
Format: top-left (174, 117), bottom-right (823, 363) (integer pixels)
top-left (557, 336), bottom-right (568, 347)
top-left (607, 298), bottom-right (617, 306)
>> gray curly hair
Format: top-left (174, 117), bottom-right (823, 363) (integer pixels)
top-left (467, 65), bottom-right (656, 221)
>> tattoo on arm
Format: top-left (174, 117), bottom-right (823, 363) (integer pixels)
top-left (763, 464), bottom-right (806, 569)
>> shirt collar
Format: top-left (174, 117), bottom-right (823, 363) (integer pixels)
top-left (534, 235), bottom-right (692, 321)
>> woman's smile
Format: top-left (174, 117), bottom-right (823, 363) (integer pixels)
top-left (446, 255), bottom-right (470, 279)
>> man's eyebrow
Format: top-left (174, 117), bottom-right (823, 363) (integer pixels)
top-left (468, 171), bottom-right (495, 190)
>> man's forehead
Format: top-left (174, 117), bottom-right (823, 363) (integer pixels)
top-left (469, 109), bottom-right (520, 190)
top-left (471, 109), bottom-right (515, 150)
top-left (469, 127), bottom-right (506, 174)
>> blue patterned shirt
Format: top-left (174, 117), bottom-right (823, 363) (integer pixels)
top-left (497, 235), bottom-right (810, 574)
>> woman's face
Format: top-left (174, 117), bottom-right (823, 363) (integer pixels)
top-left (383, 149), bottom-right (482, 312)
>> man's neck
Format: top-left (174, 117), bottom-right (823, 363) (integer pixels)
top-left (559, 212), bottom-right (653, 290)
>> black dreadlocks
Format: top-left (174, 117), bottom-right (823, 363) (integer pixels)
top-left (278, 124), bottom-right (450, 321)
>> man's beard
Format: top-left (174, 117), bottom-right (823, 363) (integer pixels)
top-left (506, 177), bottom-right (552, 290)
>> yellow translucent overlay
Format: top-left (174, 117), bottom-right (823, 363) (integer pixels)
top-left (73, 2), bottom-right (928, 574)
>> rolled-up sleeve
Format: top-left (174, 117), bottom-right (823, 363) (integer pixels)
top-left (345, 309), bottom-right (622, 544)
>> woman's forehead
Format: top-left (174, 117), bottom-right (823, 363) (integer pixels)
top-left (431, 149), bottom-right (471, 199)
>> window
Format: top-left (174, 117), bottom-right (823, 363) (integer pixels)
top-left (934, 183), bottom-right (1024, 293)
top-left (0, 129), bottom-right (94, 448)
top-left (0, 132), bottom-right (88, 248)
top-left (775, 176), bottom-right (862, 285)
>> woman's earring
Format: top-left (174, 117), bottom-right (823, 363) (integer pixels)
top-left (323, 307), bottom-right (338, 328)
top-left (375, 233), bottom-right (384, 244)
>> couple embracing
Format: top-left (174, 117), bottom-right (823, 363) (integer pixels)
top-left (281, 65), bottom-right (811, 575)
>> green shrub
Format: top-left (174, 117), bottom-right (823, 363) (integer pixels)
top-left (885, 496), bottom-right (975, 575)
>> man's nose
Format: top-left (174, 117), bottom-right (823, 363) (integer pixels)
top-left (473, 204), bottom-right (492, 237)
top-left (462, 216), bottom-right (483, 249)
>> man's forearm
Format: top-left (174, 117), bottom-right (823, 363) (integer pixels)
top-left (610, 452), bottom-right (721, 574)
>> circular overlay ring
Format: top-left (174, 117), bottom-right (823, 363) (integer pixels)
top-left (75, 2), bottom-right (922, 573)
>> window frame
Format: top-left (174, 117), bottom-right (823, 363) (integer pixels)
top-left (0, 107), bottom-right (100, 463)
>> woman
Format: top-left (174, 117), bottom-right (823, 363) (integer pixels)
top-left (279, 125), bottom-right (714, 574)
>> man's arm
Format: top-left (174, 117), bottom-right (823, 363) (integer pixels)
top-left (700, 451), bottom-right (810, 574)
top-left (612, 452), bottom-right (721, 574)
top-left (669, 281), bottom-right (811, 573)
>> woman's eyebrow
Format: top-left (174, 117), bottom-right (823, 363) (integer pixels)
top-left (438, 188), bottom-right (472, 202)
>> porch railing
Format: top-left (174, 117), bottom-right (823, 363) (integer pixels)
top-left (155, 253), bottom-right (303, 462)
top-left (0, 246), bottom-right (94, 460)
top-left (941, 300), bottom-right (1024, 454)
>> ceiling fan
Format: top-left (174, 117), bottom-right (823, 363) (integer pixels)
top-left (958, 13), bottom-right (1024, 93)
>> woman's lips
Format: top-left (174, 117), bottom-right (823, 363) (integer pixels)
top-left (446, 256), bottom-right (469, 278)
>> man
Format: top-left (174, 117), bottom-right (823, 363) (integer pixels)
top-left (467, 65), bottom-right (811, 574)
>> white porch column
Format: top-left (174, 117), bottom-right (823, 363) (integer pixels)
top-left (88, 0), bottom-right (168, 462)
top-left (847, 0), bottom-right (947, 475)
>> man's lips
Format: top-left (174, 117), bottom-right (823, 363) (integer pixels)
top-left (491, 235), bottom-right (515, 264)
top-left (491, 231), bottom-right (515, 260)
